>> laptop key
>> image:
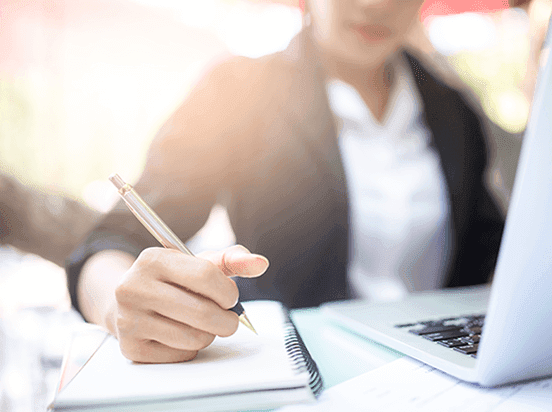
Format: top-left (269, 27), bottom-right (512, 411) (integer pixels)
top-left (423, 330), bottom-right (470, 341)
top-left (460, 335), bottom-right (480, 344)
top-left (394, 323), bottom-right (417, 328)
top-left (409, 325), bottom-right (464, 335)
top-left (453, 343), bottom-right (479, 355)
top-left (437, 338), bottom-right (468, 348)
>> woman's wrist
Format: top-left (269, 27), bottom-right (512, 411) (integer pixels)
top-left (77, 250), bottom-right (135, 327)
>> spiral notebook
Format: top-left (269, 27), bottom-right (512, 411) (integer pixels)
top-left (50, 300), bottom-right (323, 412)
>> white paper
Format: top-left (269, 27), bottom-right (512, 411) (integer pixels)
top-left (278, 357), bottom-right (552, 412)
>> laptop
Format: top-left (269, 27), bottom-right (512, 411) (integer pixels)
top-left (321, 16), bottom-right (552, 388)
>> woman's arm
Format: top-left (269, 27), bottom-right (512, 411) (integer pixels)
top-left (0, 174), bottom-right (100, 266)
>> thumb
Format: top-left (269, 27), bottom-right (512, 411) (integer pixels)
top-left (198, 245), bottom-right (269, 278)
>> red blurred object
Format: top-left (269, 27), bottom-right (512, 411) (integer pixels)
top-left (255, 0), bottom-right (510, 18)
top-left (254, 0), bottom-right (303, 8)
top-left (420, 0), bottom-right (509, 21)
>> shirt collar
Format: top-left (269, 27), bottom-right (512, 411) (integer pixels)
top-left (326, 55), bottom-right (424, 137)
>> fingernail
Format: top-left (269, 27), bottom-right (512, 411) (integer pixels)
top-left (250, 255), bottom-right (269, 275)
top-left (231, 252), bottom-right (269, 276)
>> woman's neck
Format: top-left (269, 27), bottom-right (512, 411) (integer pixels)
top-left (323, 56), bottom-right (395, 123)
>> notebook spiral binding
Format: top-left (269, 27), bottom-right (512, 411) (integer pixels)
top-left (283, 312), bottom-right (324, 397)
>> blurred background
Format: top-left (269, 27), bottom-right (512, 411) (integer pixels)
top-left (0, 0), bottom-right (550, 410)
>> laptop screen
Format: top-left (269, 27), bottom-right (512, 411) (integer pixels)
top-left (476, 14), bottom-right (552, 385)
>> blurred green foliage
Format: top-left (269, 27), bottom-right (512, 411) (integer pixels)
top-left (0, 75), bottom-right (146, 204)
top-left (0, 79), bottom-right (34, 177)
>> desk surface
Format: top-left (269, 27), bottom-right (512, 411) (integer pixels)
top-left (0, 305), bottom-right (403, 412)
top-left (291, 307), bottom-right (403, 389)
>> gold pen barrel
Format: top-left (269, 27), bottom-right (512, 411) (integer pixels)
top-left (109, 174), bottom-right (194, 256)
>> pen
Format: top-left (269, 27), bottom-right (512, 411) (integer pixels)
top-left (109, 173), bottom-right (257, 334)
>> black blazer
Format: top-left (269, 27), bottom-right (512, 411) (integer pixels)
top-left (66, 32), bottom-right (504, 311)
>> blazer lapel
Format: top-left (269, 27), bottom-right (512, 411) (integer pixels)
top-left (404, 53), bottom-right (465, 196)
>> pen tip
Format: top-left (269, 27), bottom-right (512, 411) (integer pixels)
top-left (109, 173), bottom-right (126, 190)
top-left (239, 313), bottom-right (257, 335)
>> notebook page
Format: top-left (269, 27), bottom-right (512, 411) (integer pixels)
top-left (55, 301), bottom-right (310, 407)
top-left (278, 357), bottom-right (552, 412)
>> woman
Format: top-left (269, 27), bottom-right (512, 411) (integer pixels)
top-left (66, 0), bottom-right (504, 363)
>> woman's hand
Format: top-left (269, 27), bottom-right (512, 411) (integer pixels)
top-left (109, 245), bottom-right (269, 363)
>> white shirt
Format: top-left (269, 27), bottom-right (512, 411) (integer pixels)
top-left (326, 57), bottom-right (451, 302)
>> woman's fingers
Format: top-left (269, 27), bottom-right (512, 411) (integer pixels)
top-left (117, 308), bottom-right (217, 363)
top-left (115, 283), bottom-right (230, 363)
top-left (146, 280), bottom-right (240, 337)
top-left (198, 245), bottom-right (269, 278)
top-left (145, 312), bottom-right (217, 350)
top-left (132, 247), bottom-right (240, 310)
top-left (119, 338), bottom-right (199, 364)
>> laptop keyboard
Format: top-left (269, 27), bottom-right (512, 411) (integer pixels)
top-left (394, 314), bottom-right (485, 358)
